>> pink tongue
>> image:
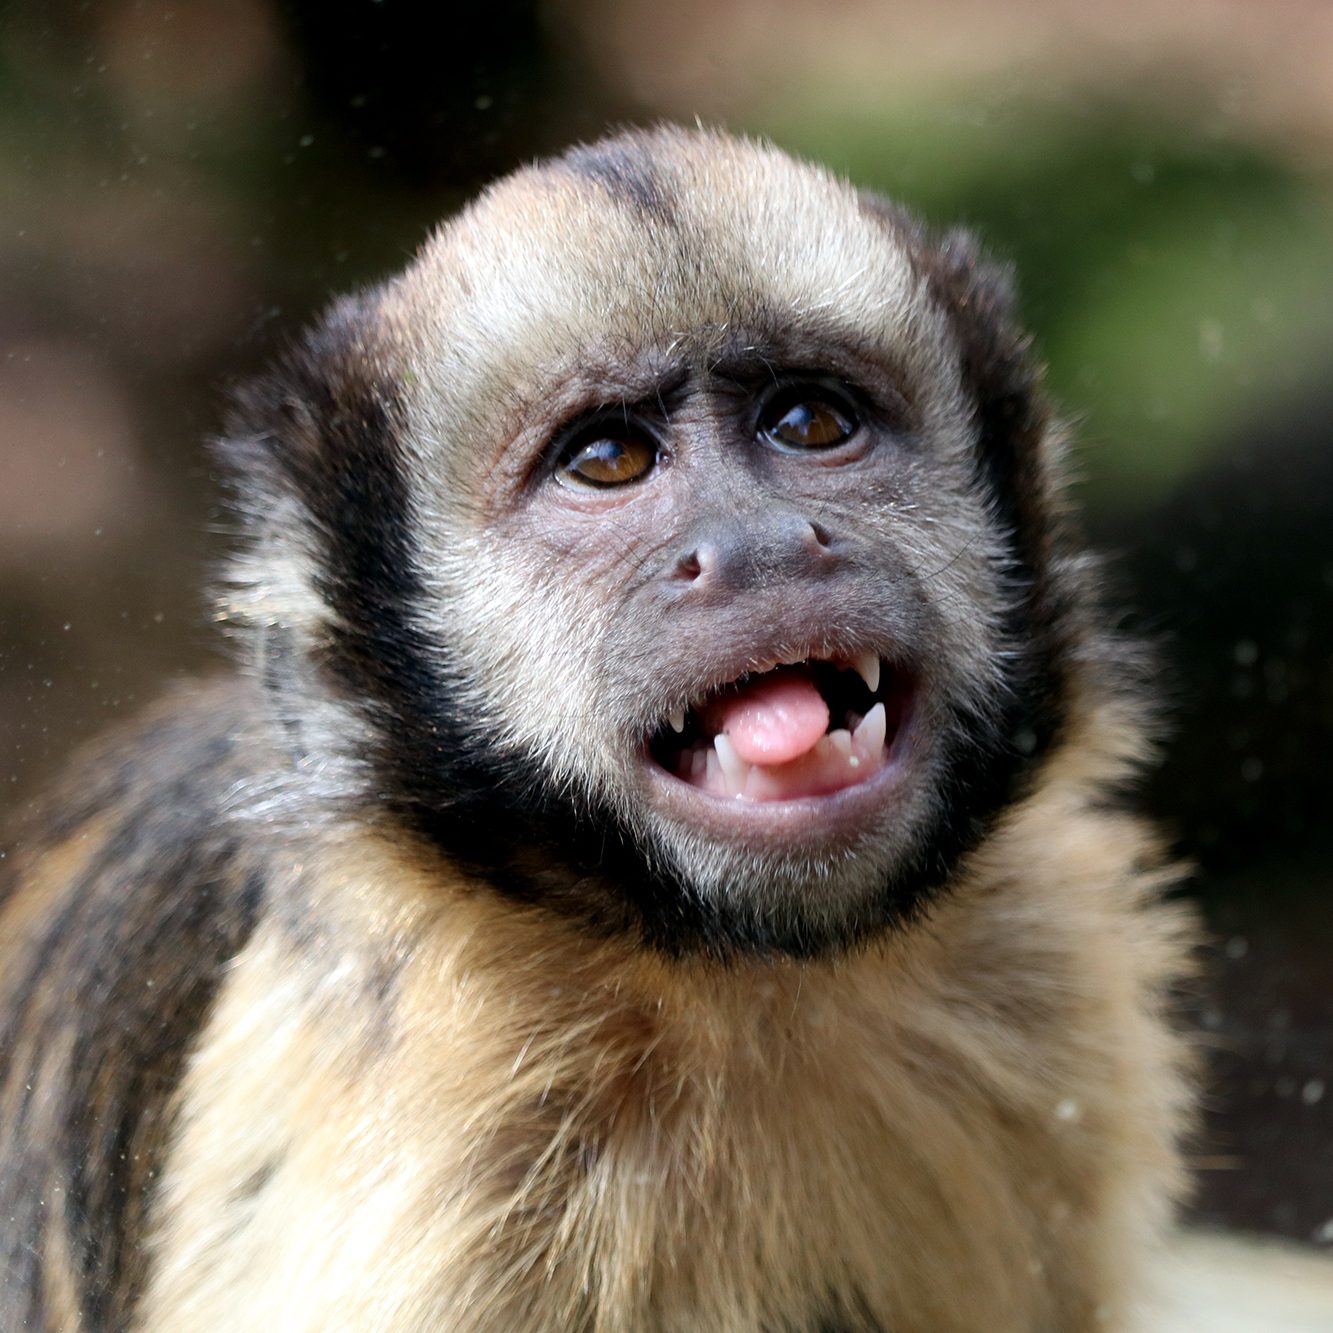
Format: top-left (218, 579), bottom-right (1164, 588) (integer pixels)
top-left (706, 669), bottom-right (830, 766)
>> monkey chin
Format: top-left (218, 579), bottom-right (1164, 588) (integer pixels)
top-left (633, 802), bottom-right (931, 957)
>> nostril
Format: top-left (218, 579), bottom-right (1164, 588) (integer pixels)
top-left (673, 549), bottom-right (704, 582)
top-left (808, 521), bottom-right (834, 550)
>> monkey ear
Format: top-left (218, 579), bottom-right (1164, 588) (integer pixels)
top-left (215, 292), bottom-right (403, 526)
top-left (929, 226), bottom-right (1022, 331)
top-left (214, 377), bottom-right (316, 494)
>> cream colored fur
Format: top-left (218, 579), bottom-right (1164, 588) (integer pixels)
top-left (140, 703), bottom-right (1192, 1331)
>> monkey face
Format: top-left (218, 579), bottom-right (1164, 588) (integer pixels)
top-left (235, 129), bottom-right (1071, 955)
top-left (433, 343), bottom-right (1014, 941)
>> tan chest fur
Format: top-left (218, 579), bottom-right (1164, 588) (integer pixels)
top-left (138, 763), bottom-right (1189, 1333)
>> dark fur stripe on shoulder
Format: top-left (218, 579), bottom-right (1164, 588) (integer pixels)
top-left (0, 692), bottom-right (268, 1329)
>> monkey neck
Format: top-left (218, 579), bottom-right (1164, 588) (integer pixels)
top-left (149, 747), bottom-right (1179, 1330)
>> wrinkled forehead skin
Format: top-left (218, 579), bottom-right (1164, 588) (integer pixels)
top-left (376, 127), bottom-right (966, 506)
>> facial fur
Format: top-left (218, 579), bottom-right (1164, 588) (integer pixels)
top-left (224, 127), bottom-right (1117, 957)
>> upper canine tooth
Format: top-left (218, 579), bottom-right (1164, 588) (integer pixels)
top-left (669, 708), bottom-right (686, 734)
top-left (852, 650), bottom-right (881, 695)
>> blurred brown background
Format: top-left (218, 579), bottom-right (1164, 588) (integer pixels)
top-left (2, 0), bottom-right (1331, 1247)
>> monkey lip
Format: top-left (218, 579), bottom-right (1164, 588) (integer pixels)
top-left (646, 656), bottom-right (914, 808)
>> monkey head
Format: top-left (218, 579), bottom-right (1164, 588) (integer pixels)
top-left (226, 127), bottom-right (1098, 958)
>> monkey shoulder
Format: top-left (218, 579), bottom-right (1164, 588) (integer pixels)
top-left (0, 675), bottom-right (278, 1329)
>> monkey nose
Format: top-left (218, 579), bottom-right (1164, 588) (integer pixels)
top-left (668, 513), bottom-right (839, 591)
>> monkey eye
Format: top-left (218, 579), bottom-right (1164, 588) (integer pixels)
top-left (758, 384), bottom-right (859, 452)
top-left (555, 421), bottom-right (659, 489)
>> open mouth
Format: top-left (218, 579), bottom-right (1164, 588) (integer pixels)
top-left (647, 653), bottom-right (914, 803)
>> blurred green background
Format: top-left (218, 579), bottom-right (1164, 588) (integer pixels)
top-left (2, 0), bottom-right (1331, 1245)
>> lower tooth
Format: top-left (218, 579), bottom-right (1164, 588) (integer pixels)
top-left (852, 701), bottom-right (887, 761)
top-left (713, 734), bottom-right (750, 797)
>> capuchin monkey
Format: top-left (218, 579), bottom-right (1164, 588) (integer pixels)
top-left (0, 127), bottom-right (1196, 1331)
